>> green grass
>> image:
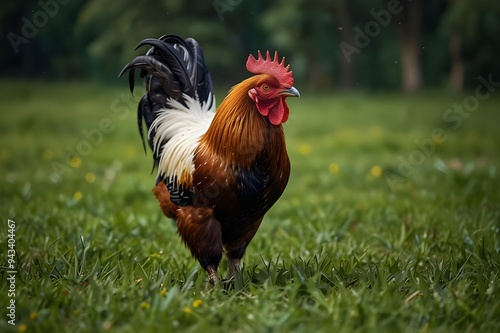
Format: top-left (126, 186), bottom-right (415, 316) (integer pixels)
top-left (0, 80), bottom-right (499, 332)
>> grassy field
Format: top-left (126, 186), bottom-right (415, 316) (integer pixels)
top-left (0, 80), bottom-right (499, 332)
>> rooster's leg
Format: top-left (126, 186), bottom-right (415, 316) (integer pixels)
top-left (226, 258), bottom-right (241, 281)
top-left (225, 246), bottom-right (245, 281)
top-left (225, 218), bottom-right (263, 280)
top-left (206, 265), bottom-right (220, 285)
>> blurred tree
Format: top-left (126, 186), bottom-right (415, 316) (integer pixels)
top-left (447, 0), bottom-right (465, 92)
top-left (440, 0), bottom-right (500, 91)
top-left (262, 0), bottom-right (335, 88)
top-left (393, 0), bottom-right (423, 93)
top-left (332, 0), bottom-right (357, 90)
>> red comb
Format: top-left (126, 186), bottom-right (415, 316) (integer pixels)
top-left (246, 50), bottom-right (293, 87)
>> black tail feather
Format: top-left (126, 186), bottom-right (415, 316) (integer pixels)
top-left (119, 34), bottom-right (214, 107)
top-left (137, 95), bottom-right (150, 153)
top-left (119, 34), bottom-right (214, 170)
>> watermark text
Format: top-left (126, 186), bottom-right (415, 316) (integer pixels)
top-left (6, 219), bottom-right (17, 325)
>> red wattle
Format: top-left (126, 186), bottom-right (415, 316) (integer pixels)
top-left (268, 105), bottom-right (283, 125)
top-left (255, 98), bottom-right (289, 125)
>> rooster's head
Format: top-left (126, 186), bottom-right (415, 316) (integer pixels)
top-left (246, 51), bottom-right (300, 125)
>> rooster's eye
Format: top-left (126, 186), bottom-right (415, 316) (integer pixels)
top-left (262, 84), bottom-right (270, 91)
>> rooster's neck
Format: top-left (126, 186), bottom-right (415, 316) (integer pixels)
top-left (199, 82), bottom-right (285, 169)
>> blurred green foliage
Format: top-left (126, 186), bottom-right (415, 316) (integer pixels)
top-left (1, 0), bottom-right (499, 90)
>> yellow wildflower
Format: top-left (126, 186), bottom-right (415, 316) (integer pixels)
top-left (18, 324), bottom-right (27, 333)
top-left (70, 156), bottom-right (82, 168)
top-left (160, 288), bottom-right (167, 296)
top-left (74, 191), bottom-right (83, 201)
top-left (370, 165), bottom-right (383, 178)
top-left (433, 134), bottom-right (446, 145)
top-left (329, 163), bottom-right (339, 174)
top-left (30, 312), bottom-right (39, 320)
top-left (85, 172), bottom-right (96, 183)
top-left (139, 301), bottom-right (150, 310)
top-left (192, 299), bottom-right (203, 308)
top-left (183, 307), bottom-right (192, 314)
top-left (298, 144), bottom-right (312, 155)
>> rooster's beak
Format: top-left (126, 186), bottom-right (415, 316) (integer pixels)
top-left (279, 86), bottom-right (300, 98)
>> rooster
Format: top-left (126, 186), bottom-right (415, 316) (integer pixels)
top-left (119, 35), bottom-right (299, 284)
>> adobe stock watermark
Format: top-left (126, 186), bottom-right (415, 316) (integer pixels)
top-left (213, 0), bottom-right (243, 21)
top-left (7, 0), bottom-right (71, 54)
top-left (385, 74), bottom-right (500, 191)
top-left (51, 94), bottom-right (137, 181)
top-left (6, 219), bottom-right (17, 326)
top-left (340, 0), bottom-right (403, 64)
